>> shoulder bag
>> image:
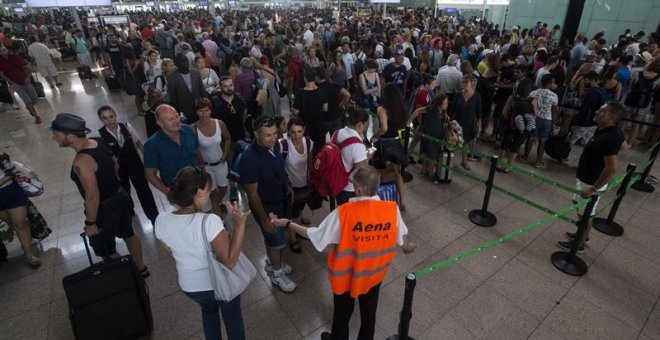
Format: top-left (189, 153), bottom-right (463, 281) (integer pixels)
top-left (201, 214), bottom-right (256, 302)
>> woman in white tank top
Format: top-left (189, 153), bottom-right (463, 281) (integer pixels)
top-left (278, 117), bottom-right (313, 254)
top-left (193, 99), bottom-right (232, 215)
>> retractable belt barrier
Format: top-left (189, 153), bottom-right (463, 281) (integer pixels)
top-left (387, 127), bottom-right (653, 338)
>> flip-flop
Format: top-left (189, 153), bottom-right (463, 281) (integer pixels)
top-left (289, 241), bottom-right (302, 254)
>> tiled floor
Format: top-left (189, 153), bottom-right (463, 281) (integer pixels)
top-left (1, 67), bottom-right (659, 340)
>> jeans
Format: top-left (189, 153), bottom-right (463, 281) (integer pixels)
top-left (184, 290), bottom-right (245, 340)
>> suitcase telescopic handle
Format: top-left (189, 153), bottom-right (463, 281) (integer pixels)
top-left (79, 232), bottom-right (94, 266)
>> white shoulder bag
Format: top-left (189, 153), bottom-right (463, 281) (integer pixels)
top-left (201, 214), bottom-right (256, 302)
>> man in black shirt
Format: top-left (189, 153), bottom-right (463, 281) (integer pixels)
top-left (316, 66), bottom-right (351, 136)
top-left (558, 101), bottom-right (626, 252)
top-left (293, 67), bottom-right (328, 155)
top-left (51, 113), bottom-right (149, 277)
top-left (212, 76), bottom-right (248, 143)
top-left (382, 49), bottom-right (408, 95)
top-left (105, 33), bottom-right (124, 76)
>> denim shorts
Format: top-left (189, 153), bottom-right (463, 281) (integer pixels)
top-left (531, 117), bottom-right (552, 141)
top-left (254, 202), bottom-right (286, 250)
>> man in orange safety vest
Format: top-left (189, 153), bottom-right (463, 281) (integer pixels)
top-left (271, 166), bottom-right (416, 340)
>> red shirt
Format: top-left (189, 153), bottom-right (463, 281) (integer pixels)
top-left (141, 28), bottom-right (155, 41)
top-left (0, 53), bottom-right (28, 84)
top-left (414, 88), bottom-right (430, 109)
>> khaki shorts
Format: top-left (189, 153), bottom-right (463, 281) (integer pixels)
top-left (38, 64), bottom-right (57, 78)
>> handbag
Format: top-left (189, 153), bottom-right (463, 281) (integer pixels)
top-left (26, 199), bottom-right (52, 240)
top-left (0, 80), bottom-right (12, 104)
top-left (32, 74), bottom-right (45, 98)
top-left (11, 161), bottom-right (44, 197)
top-left (122, 71), bottom-right (145, 96)
top-left (201, 214), bottom-right (256, 302)
top-left (263, 68), bottom-right (286, 97)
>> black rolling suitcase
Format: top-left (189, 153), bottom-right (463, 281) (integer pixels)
top-left (77, 65), bottom-right (94, 81)
top-left (105, 75), bottom-right (122, 91)
top-left (62, 233), bottom-right (153, 340)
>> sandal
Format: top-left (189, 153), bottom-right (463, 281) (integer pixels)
top-left (139, 266), bottom-right (150, 278)
top-left (534, 162), bottom-right (545, 168)
top-left (289, 241), bottom-right (302, 254)
top-left (24, 254), bottom-right (41, 268)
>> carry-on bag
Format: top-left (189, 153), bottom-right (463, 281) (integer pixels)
top-left (62, 233), bottom-right (153, 340)
top-left (77, 65), bottom-right (94, 81)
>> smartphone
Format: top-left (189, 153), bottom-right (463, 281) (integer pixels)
top-left (368, 147), bottom-right (378, 153)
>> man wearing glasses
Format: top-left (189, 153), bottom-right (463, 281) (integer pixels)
top-left (239, 115), bottom-right (297, 293)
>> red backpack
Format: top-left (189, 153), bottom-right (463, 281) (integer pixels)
top-left (309, 131), bottom-right (363, 197)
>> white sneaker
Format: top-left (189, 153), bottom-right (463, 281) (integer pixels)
top-left (264, 259), bottom-right (292, 274)
top-left (271, 272), bottom-right (296, 293)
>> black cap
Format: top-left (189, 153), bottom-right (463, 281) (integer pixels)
top-left (50, 113), bottom-right (91, 135)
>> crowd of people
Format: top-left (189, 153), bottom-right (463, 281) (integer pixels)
top-left (0, 6), bottom-right (658, 340)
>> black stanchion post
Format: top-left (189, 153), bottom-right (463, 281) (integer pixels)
top-left (401, 126), bottom-right (413, 183)
top-left (469, 155), bottom-right (498, 227)
top-left (632, 142), bottom-right (659, 193)
top-left (387, 273), bottom-right (417, 340)
top-left (551, 196), bottom-right (598, 276)
top-left (593, 163), bottom-right (636, 236)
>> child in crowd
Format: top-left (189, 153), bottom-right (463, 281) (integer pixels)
top-left (374, 154), bottom-right (405, 211)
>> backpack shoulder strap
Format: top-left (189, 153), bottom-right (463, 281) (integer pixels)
top-left (280, 138), bottom-right (289, 159)
top-left (338, 135), bottom-right (362, 149)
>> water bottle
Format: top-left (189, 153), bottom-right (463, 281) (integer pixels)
top-left (179, 112), bottom-right (187, 124)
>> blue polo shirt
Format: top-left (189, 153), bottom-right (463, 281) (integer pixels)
top-left (239, 142), bottom-right (288, 205)
top-left (144, 125), bottom-right (198, 185)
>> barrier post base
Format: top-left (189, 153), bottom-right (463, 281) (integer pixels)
top-left (469, 210), bottom-right (497, 227)
top-left (592, 217), bottom-right (624, 236)
top-left (551, 251), bottom-right (588, 276)
top-left (631, 181), bottom-right (655, 193)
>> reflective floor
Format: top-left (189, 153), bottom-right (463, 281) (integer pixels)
top-left (1, 67), bottom-right (659, 340)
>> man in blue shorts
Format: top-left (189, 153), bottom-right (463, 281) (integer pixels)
top-left (239, 115), bottom-right (296, 293)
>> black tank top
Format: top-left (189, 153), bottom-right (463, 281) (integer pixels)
top-left (70, 140), bottom-right (121, 201)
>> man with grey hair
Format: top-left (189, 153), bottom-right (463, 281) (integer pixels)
top-left (436, 54), bottom-right (463, 102)
top-left (270, 165), bottom-right (416, 340)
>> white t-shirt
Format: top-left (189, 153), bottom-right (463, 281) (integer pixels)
top-left (336, 126), bottom-right (367, 192)
top-left (530, 88), bottom-right (558, 120)
top-left (342, 53), bottom-right (356, 79)
top-left (303, 30), bottom-right (315, 47)
top-left (28, 42), bottom-right (54, 66)
top-left (155, 212), bottom-right (225, 292)
top-left (307, 196), bottom-right (408, 251)
top-left (535, 68), bottom-right (550, 89)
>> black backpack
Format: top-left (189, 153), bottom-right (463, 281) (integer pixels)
top-left (379, 42), bottom-right (392, 59)
top-left (624, 72), bottom-right (660, 109)
top-left (545, 133), bottom-right (571, 162)
top-left (354, 52), bottom-right (366, 78)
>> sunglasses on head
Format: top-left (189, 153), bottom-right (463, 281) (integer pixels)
top-left (255, 116), bottom-right (275, 128)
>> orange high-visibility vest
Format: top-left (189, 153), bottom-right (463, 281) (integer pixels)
top-left (327, 199), bottom-right (399, 298)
